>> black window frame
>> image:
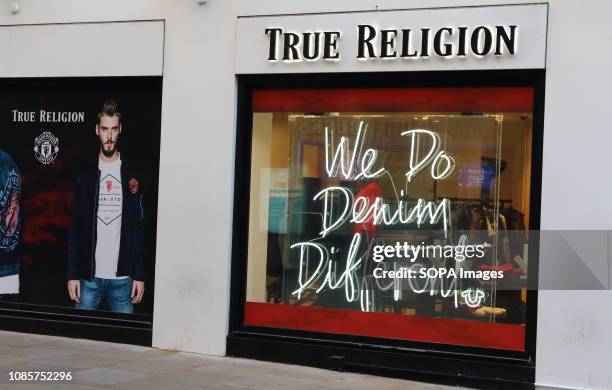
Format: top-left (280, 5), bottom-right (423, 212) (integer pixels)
top-left (228, 69), bottom-right (545, 390)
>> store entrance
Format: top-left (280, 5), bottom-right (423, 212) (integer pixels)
top-left (228, 70), bottom-right (544, 389)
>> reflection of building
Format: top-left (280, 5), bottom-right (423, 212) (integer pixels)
top-left (0, 3), bottom-right (610, 390)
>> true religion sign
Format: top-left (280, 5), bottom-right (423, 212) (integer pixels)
top-left (236, 4), bottom-right (547, 74)
top-left (265, 25), bottom-right (518, 62)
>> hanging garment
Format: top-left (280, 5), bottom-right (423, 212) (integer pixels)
top-left (352, 181), bottom-right (382, 238)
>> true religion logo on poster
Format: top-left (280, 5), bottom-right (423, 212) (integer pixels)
top-left (10, 108), bottom-right (84, 165)
top-left (33, 131), bottom-right (60, 165)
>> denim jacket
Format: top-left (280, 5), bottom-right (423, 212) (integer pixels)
top-left (0, 149), bottom-right (21, 278)
top-left (67, 158), bottom-right (145, 282)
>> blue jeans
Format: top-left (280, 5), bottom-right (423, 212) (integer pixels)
top-left (75, 277), bottom-right (134, 313)
top-left (0, 263), bottom-right (18, 278)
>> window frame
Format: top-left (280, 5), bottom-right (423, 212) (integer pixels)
top-left (228, 70), bottom-right (544, 388)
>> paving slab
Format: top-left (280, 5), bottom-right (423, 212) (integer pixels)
top-left (0, 331), bottom-right (490, 390)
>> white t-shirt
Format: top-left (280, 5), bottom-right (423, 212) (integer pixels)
top-left (94, 158), bottom-right (124, 279)
top-left (0, 274), bottom-right (19, 294)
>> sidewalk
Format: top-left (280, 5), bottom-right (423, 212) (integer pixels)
top-left (0, 331), bottom-right (458, 390)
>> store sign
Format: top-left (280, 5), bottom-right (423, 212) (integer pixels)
top-left (265, 25), bottom-right (517, 62)
top-left (236, 4), bottom-right (547, 73)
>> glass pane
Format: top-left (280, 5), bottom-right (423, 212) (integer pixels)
top-left (245, 87), bottom-right (532, 351)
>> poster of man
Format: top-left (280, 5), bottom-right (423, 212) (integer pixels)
top-left (0, 77), bottom-right (162, 317)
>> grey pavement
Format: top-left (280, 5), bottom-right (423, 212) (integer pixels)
top-left (0, 330), bottom-right (568, 390)
top-left (0, 330), bottom-right (465, 390)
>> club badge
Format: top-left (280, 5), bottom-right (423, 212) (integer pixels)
top-left (34, 131), bottom-right (59, 165)
top-left (129, 178), bottom-right (139, 194)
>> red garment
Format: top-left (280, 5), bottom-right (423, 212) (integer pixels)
top-left (477, 263), bottom-right (523, 278)
top-left (478, 264), bottom-right (513, 272)
top-left (352, 182), bottom-right (382, 237)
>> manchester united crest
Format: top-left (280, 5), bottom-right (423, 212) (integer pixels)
top-left (34, 131), bottom-right (60, 165)
top-left (129, 178), bottom-right (139, 194)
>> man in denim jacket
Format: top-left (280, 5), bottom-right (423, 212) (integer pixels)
top-left (67, 100), bottom-right (145, 313)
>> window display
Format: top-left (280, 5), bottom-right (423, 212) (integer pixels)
top-left (244, 86), bottom-right (533, 351)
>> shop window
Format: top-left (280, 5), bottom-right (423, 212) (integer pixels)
top-left (244, 86), bottom-right (533, 351)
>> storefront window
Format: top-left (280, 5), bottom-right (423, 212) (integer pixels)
top-left (244, 87), bottom-right (533, 351)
